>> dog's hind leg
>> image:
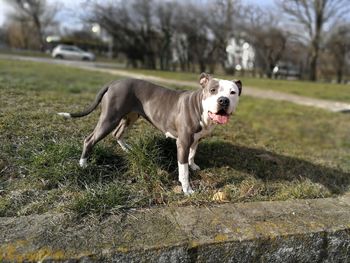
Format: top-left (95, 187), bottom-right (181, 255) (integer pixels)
top-left (113, 112), bottom-right (139, 152)
top-left (80, 114), bottom-right (123, 167)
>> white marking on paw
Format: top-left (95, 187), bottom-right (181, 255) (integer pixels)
top-left (178, 162), bottom-right (194, 195)
top-left (79, 158), bottom-right (87, 168)
top-left (184, 187), bottom-right (194, 196)
top-left (117, 139), bottom-right (131, 152)
top-left (57, 112), bottom-right (71, 118)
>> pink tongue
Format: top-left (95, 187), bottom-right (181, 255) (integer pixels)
top-left (209, 112), bottom-right (229, 124)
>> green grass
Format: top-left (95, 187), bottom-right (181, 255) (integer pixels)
top-left (127, 68), bottom-right (350, 103)
top-left (2, 49), bottom-right (349, 102)
top-left (0, 50), bottom-right (350, 103)
top-left (0, 59), bottom-right (349, 218)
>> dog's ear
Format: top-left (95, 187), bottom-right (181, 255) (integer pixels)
top-left (234, 80), bottom-right (242, 96)
top-left (199, 72), bottom-right (211, 88)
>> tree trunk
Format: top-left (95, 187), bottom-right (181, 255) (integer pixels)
top-left (209, 62), bottom-right (216, 74)
top-left (337, 69), bottom-right (343, 84)
top-left (309, 1), bottom-right (324, 82)
top-left (266, 61), bottom-right (275, 79)
top-left (336, 53), bottom-right (345, 84)
top-left (199, 61), bottom-right (206, 73)
top-left (33, 15), bottom-right (45, 51)
top-left (309, 48), bottom-right (318, 81)
top-left (160, 55), bottom-right (165, 70)
top-left (266, 69), bottom-right (272, 78)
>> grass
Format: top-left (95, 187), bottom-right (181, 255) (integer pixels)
top-left (1, 49), bottom-right (350, 102)
top-left (0, 58), bottom-right (349, 218)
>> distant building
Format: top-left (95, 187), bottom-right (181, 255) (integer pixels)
top-left (225, 38), bottom-right (255, 72)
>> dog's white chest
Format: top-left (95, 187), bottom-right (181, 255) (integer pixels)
top-left (165, 125), bottom-right (214, 142)
top-left (165, 132), bottom-right (177, 139)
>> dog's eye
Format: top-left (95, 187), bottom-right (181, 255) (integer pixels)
top-left (210, 88), bottom-right (216, 93)
top-left (230, 90), bottom-right (236, 95)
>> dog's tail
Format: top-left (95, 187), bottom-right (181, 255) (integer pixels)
top-left (58, 85), bottom-right (109, 119)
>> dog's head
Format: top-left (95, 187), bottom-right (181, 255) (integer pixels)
top-left (199, 72), bottom-right (242, 125)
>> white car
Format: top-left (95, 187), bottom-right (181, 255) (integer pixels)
top-left (52, 45), bottom-right (95, 61)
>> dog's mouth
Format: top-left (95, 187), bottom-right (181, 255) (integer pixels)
top-left (208, 109), bottom-right (230, 124)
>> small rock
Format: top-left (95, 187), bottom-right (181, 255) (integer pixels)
top-left (173, 185), bottom-right (183, 194)
top-left (212, 191), bottom-right (229, 202)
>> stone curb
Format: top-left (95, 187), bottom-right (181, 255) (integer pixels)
top-left (1, 54), bottom-right (350, 113)
top-left (1, 195), bottom-right (349, 262)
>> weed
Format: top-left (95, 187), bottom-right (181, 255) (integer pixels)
top-left (71, 182), bottom-right (132, 217)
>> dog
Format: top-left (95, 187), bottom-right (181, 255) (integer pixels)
top-left (58, 73), bottom-right (242, 195)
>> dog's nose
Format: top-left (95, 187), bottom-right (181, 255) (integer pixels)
top-left (218, 96), bottom-right (229, 107)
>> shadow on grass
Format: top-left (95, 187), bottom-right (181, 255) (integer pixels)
top-left (45, 135), bottom-right (348, 196)
top-left (126, 136), bottom-right (349, 195)
top-left (194, 141), bottom-right (350, 195)
top-left (79, 146), bottom-right (128, 185)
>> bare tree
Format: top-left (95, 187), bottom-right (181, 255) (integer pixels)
top-left (85, 0), bottom-right (240, 73)
top-left (172, 31), bottom-right (190, 71)
top-left (86, 0), bottom-right (159, 69)
top-left (281, 39), bottom-right (308, 79)
top-left (5, 20), bottom-right (31, 49)
top-left (6, 0), bottom-right (58, 50)
top-left (0, 27), bottom-right (7, 47)
top-left (243, 6), bottom-right (287, 78)
top-left (207, 0), bottom-right (239, 72)
top-left (171, 0), bottom-right (240, 73)
top-left (155, 1), bottom-right (177, 70)
top-left (326, 24), bottom-right (350, 83)
top-left (174, 3), bottom-right (209, 72)
top-left (85, 1), bottom-right (139, 67)
top-left (132, 0), bottom-right (158, 69)
top-left (278, 0), bottom-right (350, 81)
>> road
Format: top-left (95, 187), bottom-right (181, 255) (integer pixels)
top-left (1, 54), bottom-right (350, 112)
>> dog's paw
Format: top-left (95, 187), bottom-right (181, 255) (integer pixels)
top-left (117, 140), bottom-right (132, 152)
top-left (79, 158), bottom-right (88, 168)
top-left (57, 112), bottom-right (71, 118)
top-left (183, 186), bottom-right (195, 196)
top-left (189, 163), bottom-right (201, 171)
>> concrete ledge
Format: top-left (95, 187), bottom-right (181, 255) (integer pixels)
top-left (1, 195), bottom-right (350, 262)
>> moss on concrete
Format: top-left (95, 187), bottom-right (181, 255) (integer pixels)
top-left (0, 240), bottom-right (66, 262)
top-left (0, 195), bottom-right (350, 262)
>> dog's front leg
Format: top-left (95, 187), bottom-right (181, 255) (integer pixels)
top-left (189, 141), bottom-right (200, 171)
top-left (176, 137), bottom-right (194, 195)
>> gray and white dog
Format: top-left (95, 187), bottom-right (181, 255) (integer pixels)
top-left (58, 73), bottom-right (242, 195)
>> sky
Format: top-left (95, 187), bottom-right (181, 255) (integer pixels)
top-left (0, 0), bottom-right (86, 29)
top-left (0, 0), bottom-right (274, 29)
